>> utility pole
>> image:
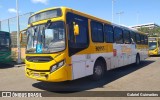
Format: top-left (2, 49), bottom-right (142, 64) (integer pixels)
top-left (137, 12), bottom-right (139, 24)
top-left (116, 11), bottom-right (124, 25)
top-left (0, 21), bottom-right (1, 31)
top-left (16, 0), bottom-right (21, 64)
top-left (112, 0), bottom-right (116, 23)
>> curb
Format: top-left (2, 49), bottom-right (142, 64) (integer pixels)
top-left (14, 64), bottom-right (25, 67)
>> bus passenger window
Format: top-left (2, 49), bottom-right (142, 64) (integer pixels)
top-left (145, 36), bottom-right (148, 45)
top-left (123, 30), bottom-right (131, 44)
top-left (104, 25), bottom-right (114, 43)
top-left (141, 35), bottom-right (145, 44)
top-left (114, 27), bottom-right (123, 44)
top-left (130, 32), bottom-right (136, 43)
top-left (91, 21), bottom-right (104, 43)
top-left (136, 33), bottom-right (141, 44)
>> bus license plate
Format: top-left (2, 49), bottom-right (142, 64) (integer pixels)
top-left (34, 73), bottom-right (40, 77)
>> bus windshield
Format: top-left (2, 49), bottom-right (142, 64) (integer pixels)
top-left (26, 21), bottom-right (65, 53)
top-left (0, 35), bottom-right (10, 51)
top-left (149, 42), bottom-right (157, 50)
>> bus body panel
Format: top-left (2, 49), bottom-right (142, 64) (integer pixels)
top-left (0, 31), bottom-right (12, 64)
top-left (148, 37), bottom-right (160, 56)
top-left (25, 7), bottom-right (148, 82)
top-left (71, 44), bottom-right (148, 80)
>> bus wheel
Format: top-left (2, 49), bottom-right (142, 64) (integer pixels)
top-left (135, 54), bottom-right (140, 65)
top-left (91, 61), bottom-right (104, 81)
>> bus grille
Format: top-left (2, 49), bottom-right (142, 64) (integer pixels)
top-left (26, 56), bottom-right (53, 63)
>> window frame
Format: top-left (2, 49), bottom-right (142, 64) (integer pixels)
top-left (140, 35), bottom-right (145, 44)
top-left (66, 12), bottom-right (89, 56)
top-left (91, 21), bottom-right (104, 43)
top-left (104, 24), bottom-right (114, 43)
top-left (114, 27), bottom-right (124, 44)
top-left (67, 12), bottom-right (89, 48)
top-left (144, 35), bottom-right (148, 45)
top-left (136, 33), bottom-right (141, 44)
top-left (123, 30), bottom-right (131, 44)
top-left (130, 31), bottom-right (136, 43)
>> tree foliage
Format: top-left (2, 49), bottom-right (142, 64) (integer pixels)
top-left (138, 27), bottom-right (160, 37)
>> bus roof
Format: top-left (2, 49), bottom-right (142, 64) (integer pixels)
top-left (30, 6), bottom-right (146, 35)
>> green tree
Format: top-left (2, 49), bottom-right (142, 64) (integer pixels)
top-left (138, 27), bottom-right (160, 37)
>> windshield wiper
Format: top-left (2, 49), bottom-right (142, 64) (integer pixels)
top-left (33, 27), bottom-right (37, 47)
top-left (45, 20), bottom-right (52, 28)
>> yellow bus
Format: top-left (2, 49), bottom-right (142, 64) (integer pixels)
top-left (148, 37), bottom-right (160, 56)
top-left (25, 7), bottom-right (148, 82)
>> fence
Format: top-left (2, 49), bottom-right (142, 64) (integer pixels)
top-left (0, 12), bottom-right (33, 47)
top-left (0, 12), bottom-right (33, 32)
top-left (0, 12), bottom-right (33, 60)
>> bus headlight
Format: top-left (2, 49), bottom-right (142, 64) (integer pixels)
top-left (155, 49), bottom-right (158, 53)
top-left (50, 60), bottom-right (65, 73)
top-left (50, 65), bottom-right (57, 72)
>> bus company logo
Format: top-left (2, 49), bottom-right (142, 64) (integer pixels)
top-left (2, 92), bottom-right (11, 97)
top-left (121, 46), bottom-right (131, 54)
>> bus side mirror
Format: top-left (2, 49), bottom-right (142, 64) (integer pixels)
top-left (73, 22), bottom-right (79, 36)
top-left (131, 38), bottom-right (135, 44)
top-left (45, 20), bottom-right (52, 29)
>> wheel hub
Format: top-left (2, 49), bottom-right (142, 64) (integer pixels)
top-left (95, 65), bottom-right (102, 75)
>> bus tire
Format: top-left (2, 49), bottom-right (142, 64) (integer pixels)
top-left (135, 54), bottom-right (140, 65)
top-left (91, 61), bottom-right (104, 81)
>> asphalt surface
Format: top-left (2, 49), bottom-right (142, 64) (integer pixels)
top-left (0, 57), bottom-right (160, 100)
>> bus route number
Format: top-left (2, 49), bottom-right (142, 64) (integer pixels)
top-left (95, 46), bottom-right (105, 51)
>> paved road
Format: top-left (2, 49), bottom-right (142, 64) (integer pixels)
top-left (0, 57), bottom-right (160, 99)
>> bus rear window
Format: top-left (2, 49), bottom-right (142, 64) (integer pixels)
top-left (28, 8), bottom-right (62, 24)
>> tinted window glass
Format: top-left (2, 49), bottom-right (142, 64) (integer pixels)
top-left (66, 12), bottom-right (89, 56)
top-left (91, 21), bottom-right (104, 42)
top-left (144, 36), bottom-right (148, 45)
top-left (104, 25), bottom-right (114, 43)
top-left (67, 13), bottom-right (89, 47)
top-left (123, 30), bottom-right (131, 44)
top-left (114, 27), bottom-right (123, 44)
top-left (136, 33), bottom-right (141, 44)
top-left (76, 25), bottom-right (88, 44)
top-left (130, 32), bottom-right (136, 43)
top-left (141, 35), bottom-right (145, 44)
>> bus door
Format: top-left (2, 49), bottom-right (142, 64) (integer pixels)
top-left (67, 12), bottom-right (90, 79)
top-left (123, 30), bottom-right (134, 65)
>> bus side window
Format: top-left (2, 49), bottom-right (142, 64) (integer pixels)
top-left (67, 13), bottom-right (88, 46)
top-left (136, 33), bottom-right (141, 44)
top-left (141, 35), bottom-right (145, 44)
top-left (91, 21), bottom-right (104, 43)
top-left (123, 30), bottom-right (131, 44)
top-left (114, 27), bottom-right (123, 44)
top-left (104, 25), bottom-right (114, 43)
top-left (130, 32), bottom-right (136, 44)
top-left (141, 35), bottom-right (144, 44)
top-left (145, 36), bottom-right (148, 45)
top-left (66, 12), bottom-right (89, 56)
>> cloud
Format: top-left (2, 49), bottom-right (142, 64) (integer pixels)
top-left (31, 0), bottom-right (48, 5)
top-left (0, 5), bottom-right (2, 8)
top-left (8, 8), bottom-right (17, 13)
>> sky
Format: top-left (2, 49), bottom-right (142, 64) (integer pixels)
top-left (0, 0), bottom-right (160, 27)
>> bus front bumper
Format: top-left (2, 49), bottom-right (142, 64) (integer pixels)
top-left (149, 49), bottom-right (158, 56)
top-left (25, 66), bottom-right (69, 82)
